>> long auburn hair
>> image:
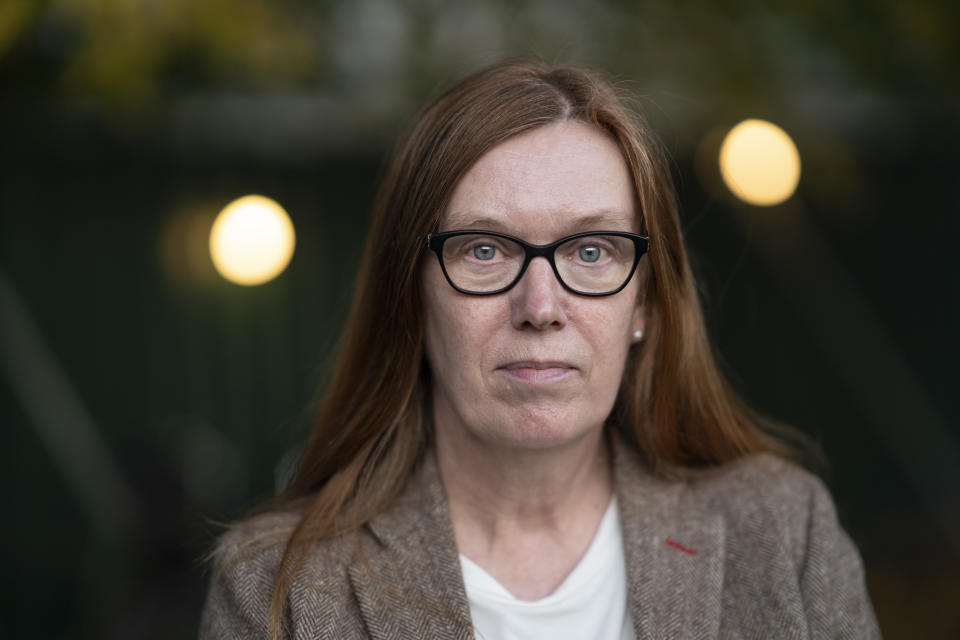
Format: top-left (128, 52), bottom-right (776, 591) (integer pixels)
top-left (261, 60), bottom-right (795, 637)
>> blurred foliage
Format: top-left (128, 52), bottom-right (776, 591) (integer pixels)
top-left (60, 0), bottom-right (315, 101)
top-left (1, 0), bottom-right (956, 126)
top-left (3, 0), bottom-right (317, 106)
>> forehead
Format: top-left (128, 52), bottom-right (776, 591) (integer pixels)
top-left (442, 121), bottom-right (638, 238)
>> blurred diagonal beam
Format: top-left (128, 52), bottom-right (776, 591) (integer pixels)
top-left (0, 268), bottom-right (136, 541)
top-left (742, 206), bottom-right (960, 553)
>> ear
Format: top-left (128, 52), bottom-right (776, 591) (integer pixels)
top-left (631, 303), bottom-right (646, 343)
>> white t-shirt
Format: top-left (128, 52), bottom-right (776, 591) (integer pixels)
top-left (459, 499), bottom-right (635, 640)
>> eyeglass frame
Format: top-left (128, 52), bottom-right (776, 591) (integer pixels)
top-left (425, 229), bottom-right (650, 297)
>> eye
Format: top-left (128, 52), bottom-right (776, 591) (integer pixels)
top-left (473, 245), bottom-right (497, 260)
top-left (578, 245), bottom-right (602, 263)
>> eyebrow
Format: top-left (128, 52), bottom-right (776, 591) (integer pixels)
top-left (442, 211), bottom-right (636, 234)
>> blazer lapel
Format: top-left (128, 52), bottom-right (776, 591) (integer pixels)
top-left (347, 435), bottom-right (725, 639)
top-left (613, 434), bottom-right (726, 640)
top-left (348, 453), bottom-right (474, 640)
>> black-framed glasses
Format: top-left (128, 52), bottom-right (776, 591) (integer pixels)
top-left (426, 230), bottom-right (649, 297)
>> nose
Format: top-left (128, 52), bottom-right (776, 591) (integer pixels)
top-left (510, 257), bottom-right (567, 331)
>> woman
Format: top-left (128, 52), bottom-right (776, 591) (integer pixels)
top-left (200, 61), bottom-right (880, 639)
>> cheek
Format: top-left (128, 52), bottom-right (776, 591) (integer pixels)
top-left (423, 293), bottom-right (483, 381)
top-left (422, 268), bottom-right (458, 369)
top-left (581, 301), bottom-right (637, 369)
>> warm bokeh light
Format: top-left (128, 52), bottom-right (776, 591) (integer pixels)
top-left (209, 195), bottom-right (295, 286)
top-left (719, 119), bottom-right (801, 206)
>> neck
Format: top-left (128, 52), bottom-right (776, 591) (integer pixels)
top-left (435, 421), bottom-right (613, 556)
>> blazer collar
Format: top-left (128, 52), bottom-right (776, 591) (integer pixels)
top-left (350, 434), bottom-right (725, 640)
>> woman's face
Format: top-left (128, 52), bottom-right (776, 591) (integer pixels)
top-left (422, 121), bottom-right (645, 451)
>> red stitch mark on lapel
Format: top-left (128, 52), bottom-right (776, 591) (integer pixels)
top-left (665, 538), bottom-right (697, 555)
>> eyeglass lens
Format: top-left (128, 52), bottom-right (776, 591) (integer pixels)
top-left (440, 233), bottom-right (637, 294)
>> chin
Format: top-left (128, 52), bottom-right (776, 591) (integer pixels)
top-left (484, 408), bottom-right (602, 451)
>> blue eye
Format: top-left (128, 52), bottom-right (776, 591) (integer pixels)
top-left (578, 245), bottom-right (601, 262)
top-left (473, 245), bottom-right (496, 260)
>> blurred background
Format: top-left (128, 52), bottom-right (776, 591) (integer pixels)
top-left (1, 0), bottom-right (957, 637)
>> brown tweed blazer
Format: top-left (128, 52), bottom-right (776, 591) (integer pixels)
top-left (199, 434), bottom-right (881, 639)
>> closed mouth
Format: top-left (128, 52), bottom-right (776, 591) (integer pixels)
top-left (497, 361), bottom-right (577, 382)
top-left (501, 361), bottom-right (576, 370)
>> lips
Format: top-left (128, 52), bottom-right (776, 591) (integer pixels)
top-left (502, 361), bottom-right (575, 371)
top-left (498, 360), bottom-right (576, 382)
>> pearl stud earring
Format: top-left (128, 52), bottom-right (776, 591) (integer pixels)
top-left (633, 330), bottom-right (644, 340)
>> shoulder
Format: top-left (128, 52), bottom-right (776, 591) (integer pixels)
top-left (689, 453), bottom-right (832, 563)
top-left (214, 508), bottom-right (362, 581)
top-left (212, 509), bottom-right (300, 574)
top-left (684, 454), bottom-right (880, 638)
top-left (691, 450), bottom-right (825, 502)
top-left (199, 510), bottom-right (296, 639)
top-left (199, 508), bottom-right (368, 639)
